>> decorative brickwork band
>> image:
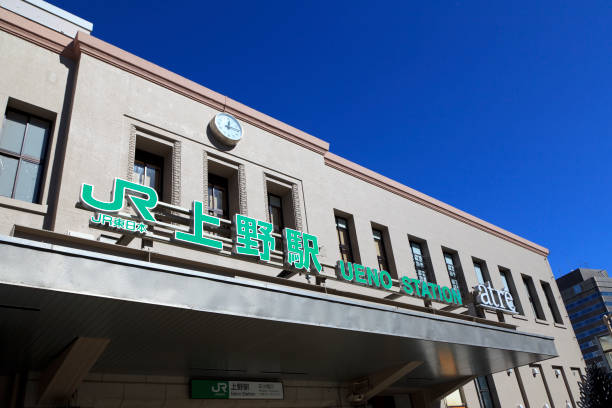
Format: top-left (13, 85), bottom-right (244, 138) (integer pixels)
top-left (202, 150), bottom-right (208, 209)
top-left (291, 183), bottom-right (303, 231)
top-left (238, 164), bottom-right (248, 215)
top-left (126, 125), bottom-right (136, 181)
top-left (171, 141), bottom-right (182, 206)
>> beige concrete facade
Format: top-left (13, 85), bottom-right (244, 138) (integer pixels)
top-left (0, 3), bottom-right (585, 408)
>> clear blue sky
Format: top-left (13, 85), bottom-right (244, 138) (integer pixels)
top-left (55, 1), bottom-right (611, 278)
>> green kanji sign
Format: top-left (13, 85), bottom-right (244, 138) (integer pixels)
top-left (79, 180), bottom-right (322, 275)
top-left (283, 228), bottom-right (322, 274)
top-left (233, 214), bottom-right (275, 261)
top-left (174, 200), bottom-right (223, 250)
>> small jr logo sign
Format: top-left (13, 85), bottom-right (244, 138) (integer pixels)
top-left (191, 380), bottom-right (230, 399)
top-left (211, 382), bottom-right (227, 393)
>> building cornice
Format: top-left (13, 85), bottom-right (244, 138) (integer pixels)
top-left (0, 7), bottom-right (72, 54)
top-left (72, 32), bottom-right (330, 155)
top-left (324, 152), bottom-right (550, 257)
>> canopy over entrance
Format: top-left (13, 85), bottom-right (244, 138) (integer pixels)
top-left (0, 235), bottom-right (556, 403)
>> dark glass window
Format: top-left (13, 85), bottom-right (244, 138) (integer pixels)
top-left (335, 216), bottom-right (353, 263)
top-left (134, 149), bottom-right (163, 198)
top-left (522, 275), bottom-right (545, 320)
top-left (473, 261), bottom-right (488, 285)
top-left (208, 174), bottom-right (229, 219)
top-left (268, 193), bottom-right (284, 251)
top-left (475, 376), bottom-right (499, 408)
top-left (541, 281), bottom-right (563, 324)
top-left (372, 229), bottom-right (389, 272)
top-left (0, 109), bottom-right (50, 203)
top-left (410, 241), bottom-right (430, 282)
top-left (499, 268), bottom-right (524, 314)
top-left (444, 252), bottom-right (462, 293)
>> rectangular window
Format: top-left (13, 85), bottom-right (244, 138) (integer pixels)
top-left (522, 274), bottom-right (545, 320)
top-left (0, 109), bottom-right (50, 203)
top-left (473, 260), bottom-right (489, 285)
top-left (499, 268), bottom-right (524, 315)
top-left (134, 149), bottom-right (163, 198)
top-left (443, 251), bottom-right (466, 294)
top-left (268, 193), bottom-right (284, 251)
top-left (409, 240), bottom-right (435, 283)
top-left (372, 229), bottom-right (389, 272)
top-left (336, 216), bottom-right (354, 263)
top-left (265, 176), bottom-right (301, 256)
top-left (474, 376), bottom-right (499, 408)
top-left (208, 174), bottom-right (229, 219)
top-left (541, 281), bottom-right (563, 324)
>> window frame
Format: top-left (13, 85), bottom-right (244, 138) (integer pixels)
top-left (208, 173), bottom-right (230, 220)
top-left (268, 193), bottom-right (284, 233)
top-left (0, 108), bottom-right (51, 203)
top-left (335, 215), bottom-right (354, 263)
top-left (268, 192), bottom-right (284, 251)
top-left (474, 375), bottom-right (500, 408)
top-left (372, 228), bottom-right (389, 272)
top-left (443, 251), bottom-right (467, 295)
top-left (498, 267), bottom-right (524, 315)
top-left (541, 280), bottom-right (564, 324)
top-left (133, 149), bottom-right (164, 199)
top-left (522, 274), bottom-right (546, 320)
top-left (409, 239), bottom-right (435, 283)
top-left (473, 259), bottom-right (490, 286)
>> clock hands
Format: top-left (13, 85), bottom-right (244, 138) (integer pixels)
top-left (223, 119), bottom-right (240, 133)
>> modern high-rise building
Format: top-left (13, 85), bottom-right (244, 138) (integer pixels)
top-left (0, 1), bottom-right (585, 407)
top-left (556, 268), bottom-right (612, 372)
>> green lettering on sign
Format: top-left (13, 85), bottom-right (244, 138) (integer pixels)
top-left (336, 260), bottom-right (462, 306)
top-left (191, 380), bottom-right (230, 399)
top-left (233, 214), bottom-right (275, 261)
top-left (283, 228), bottom-right (322, 274)
top-left (90, 213), bottom-right (147, 234)
top-left (191, 380), bottom-right (284, 400)
top-left (80, 178), bottom-right (158, 223)
top-left (174, 201), bottom-right (223, 250)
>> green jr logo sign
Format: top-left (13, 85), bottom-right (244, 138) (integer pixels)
top-left (79, 178), bottom-right (322, 274)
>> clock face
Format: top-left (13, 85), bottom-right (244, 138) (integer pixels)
top-left (212, 113), bottom-right (243, 145)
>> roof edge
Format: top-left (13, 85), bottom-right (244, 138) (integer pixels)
top-left (0, 7), bottom-right (72, 54)
top-left (72, 31), bottom-right (330, 155)
top-left (324, 152), bottom-right (549, 257)
top-left (0, 7), bottom-right (330, 155)
top-left (0, 8), bottom-right (549, 256)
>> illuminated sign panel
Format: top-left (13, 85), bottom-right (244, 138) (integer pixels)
top-left (191, 380), bottom-right (283, 400)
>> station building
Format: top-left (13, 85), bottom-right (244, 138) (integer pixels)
top-left (0, 1), bottom-right (586, 407)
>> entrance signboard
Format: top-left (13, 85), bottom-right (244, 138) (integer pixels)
top-left (474, 282), bottom-right (517, 314)
top-left (336, 260), bottom-right (463, 306)
top-left (79, 178), bottom-right (322, 274)
top-left (190, 380), bottom-right (283, 400)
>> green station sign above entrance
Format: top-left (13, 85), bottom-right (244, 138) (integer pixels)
top-left (336, 260), bottom-right (463, 306)
top-left (190, 380), bottom-right (283, 400)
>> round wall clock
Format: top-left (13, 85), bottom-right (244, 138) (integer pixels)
top-left (209, 112), bottom-right (243, 146)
